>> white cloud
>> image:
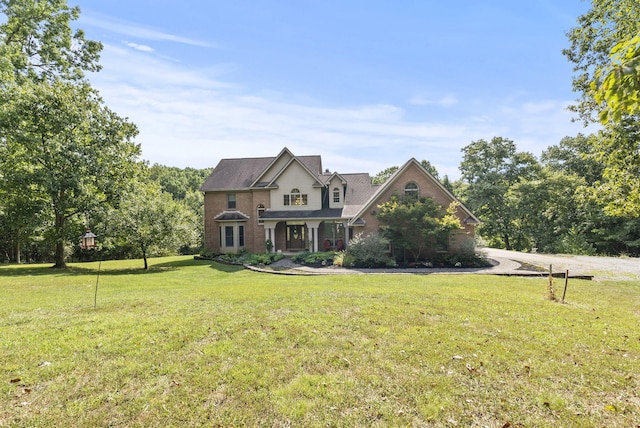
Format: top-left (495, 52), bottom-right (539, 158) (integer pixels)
top-left (80, 12), bottom-right (216, 48)
top-left (87, 40), bottom-right (594, 180)
top-left (125, 42), bottom-right (154, 53)
top-left (408, 94), bottom-right (458, 107)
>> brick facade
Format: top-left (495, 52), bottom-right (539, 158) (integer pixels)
top-left (201, 149), bottom-right (478, 256)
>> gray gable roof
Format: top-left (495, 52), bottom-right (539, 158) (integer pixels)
top-left (341, 173), bottom-right (378, 218)
top-left (200, 153), bottom-right (323, 192)
top-left (201, 157), bottom-right (274, 191)
top-left (349, 158), bottom-right (480, 225)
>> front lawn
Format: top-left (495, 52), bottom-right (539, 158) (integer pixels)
top-left (1, 256), bottom-right (638, 426)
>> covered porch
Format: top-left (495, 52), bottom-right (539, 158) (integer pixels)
top-left (260, 209), bottom-right (350, 253)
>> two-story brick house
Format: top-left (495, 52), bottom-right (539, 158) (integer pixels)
top-left (200, 147), bottom-right (479, 255)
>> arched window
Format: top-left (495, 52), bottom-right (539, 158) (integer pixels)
top-left (333, 187), bottom-right (340, 203)
top-left (404, 182), bottom-right (419, 198)
top-left (284, 188), bottom-right (308, 206)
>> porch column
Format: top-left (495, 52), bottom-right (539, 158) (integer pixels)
top-left (264, 221), bottom-right (277, 253)
top-left (342, 221), bottom-right (350, 247)
top-left (306, 221), bottom-right (321, 253)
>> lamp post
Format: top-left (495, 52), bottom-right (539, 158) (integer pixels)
top-left (80, 229), bottom-right (100, 308)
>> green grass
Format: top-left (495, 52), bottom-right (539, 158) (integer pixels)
top-left (1, 256), bottom-right (639, 427)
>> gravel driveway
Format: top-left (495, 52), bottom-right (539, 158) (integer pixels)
top-left (483, 248), bottom-right (640, 281)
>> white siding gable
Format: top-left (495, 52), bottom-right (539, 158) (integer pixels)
top-left (270, 161), bottom-right (322, 210)
top-left (259, 152), bottom-right (293, 184)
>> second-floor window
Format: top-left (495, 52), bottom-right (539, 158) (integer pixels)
top-left (284, 188), bottom-right (307, 206)
top-left (227, 193), bottom-right (236, 209)
top-left (333, 187), bottom-right (341, 203)
top-left (404, 182), bottom-right (419, 199)
top-left (257, 204), bottom-right (265, 224)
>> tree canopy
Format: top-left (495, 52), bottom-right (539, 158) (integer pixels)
top-left (563, 1), bottom-right (640, 217)
top-left (593, 34), bottom-right (640, 123)
top-left (458, 137), bottom-right (539, 250)
top-left (0, 80), bottom-right (140, 267)
top-left (0, 0), bottom-right (101, 83)
top-left (563, 0), bottom-right (640, 124)
top-left (0, 0), bottom-right (142, 267)
top-left (111, 182), bottom-right (199, 270)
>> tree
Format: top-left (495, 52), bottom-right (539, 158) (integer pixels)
top-left (112, 182), bottom-right (199, 270)
top-left (0, 80), bottom-right (140, 268)
top-left (0, 0), bottom-right (101, 84)
top-left (0, 1), bottom-right (141, 267)
top-left (563, 2), bottom-right (640, 217)
top-left (372, 166), bottom-right (399, 185)
top-left (0, 176), bottom-right (49, 263)
top-left (583, 120), bottom-right (640, 217)
top-left (563, 0), bottom-right (640, 124)
top-left (540, 131), bottom-right (640, 255)
top-left (376, 195), bottom-right (461, 262)
top-left (420, 160), bottom-right (440, 180)
top-left (181, 189), bottom-right (205, 252)
top-left (541, 134), bottom-right (604, 185)
top-left (148, 164), bottom-right (212, 200)
top-left (459, 137), bottom-right (539, 250)
top-left (593, 34), bottom-right (640, 123)
top-left (509, 170), bottom-right (594, 254)
top-left (373, 161), bottom-right (440, 186)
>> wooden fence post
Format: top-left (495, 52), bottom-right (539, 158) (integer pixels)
top-left (548, 264), bottom-right (556, 301)
top-left (561, 270), bottom-right (569, 303)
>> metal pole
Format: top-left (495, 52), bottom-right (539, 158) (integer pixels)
top-left (94, 260), bottom-right (101, 309)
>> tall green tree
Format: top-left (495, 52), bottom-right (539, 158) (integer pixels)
top-left (564, 1), bottom-right (640, 218)
top-left (0, 1), bottom-right (141, 267)
top-left (0, 176), bottom-right (49, 263)
top-left (112, 182), bottom-right (199, 270)
top-left (459, 137), bottom-right (539, 250)
top-left (0, 80), bottom-right (140, 268)
top-left (541, 134), bottom-right (604, 185)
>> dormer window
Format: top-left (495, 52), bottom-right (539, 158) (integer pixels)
top-left (404, 182), bottom-right (419, 199)
top-left (333, 187), bottom-right (341, 203)
top-left (284, 188), bottom-right (307, 206)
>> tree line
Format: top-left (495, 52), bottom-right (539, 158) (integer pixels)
top-left (0, 0), bottom-right (208, 268)
top-left (456, 134), bottom-right (640, 255)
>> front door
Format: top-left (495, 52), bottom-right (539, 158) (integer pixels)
top-left (287, 225), bottom-right (306, 250)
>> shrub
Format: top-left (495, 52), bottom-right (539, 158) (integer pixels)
top-left (198, 249), bottom-right (217, 259)
top-left (291, 251), bottom-right (335, 266)
top-left (552, 227), bottom-right (596, 255)
top-left (245, 253), bottom-right (284, 265)
top-left (431, 238), bottom-right (491, 268)
top-left (345, 233), bottom-right (396, 268)
top-left (214, 250), bottom-right (284, 266)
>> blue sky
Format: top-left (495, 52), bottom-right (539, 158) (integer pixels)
top-left (72, 0), bottom-right (597, 179)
